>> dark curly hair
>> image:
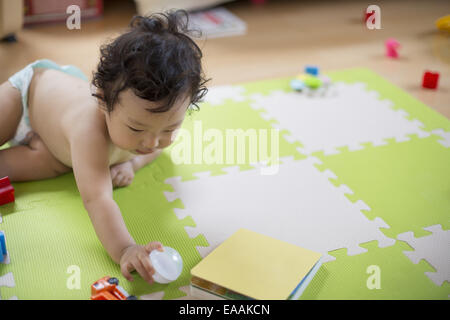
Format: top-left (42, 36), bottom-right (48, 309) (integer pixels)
top-left (91, 10), bottom-right (209, 114)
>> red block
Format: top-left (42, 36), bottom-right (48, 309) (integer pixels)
top-left (422, 71), bottom-right (440, 89)
top-left (365, 11), bottom-right (375, 23)
top-left (0, 176), bottom-right (15, 206)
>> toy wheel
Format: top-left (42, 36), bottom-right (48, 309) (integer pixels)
top-left (127, 295), bottom-right (138, 300)
top-left (108, 277), bottom-right (119, 285)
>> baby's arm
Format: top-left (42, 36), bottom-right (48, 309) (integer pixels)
top-left (70, 130), bottom-right (162, 283)
top-left (71, 130), bottom-right (133, 262)
top-left (110, 150), bottom-right (163, 187)
top-left (131, 150), bottom-right (163, 171)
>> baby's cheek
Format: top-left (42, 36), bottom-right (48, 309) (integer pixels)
top-left (159, 131), bottom-right (178, 149)
top-left (170, 129), bottom-right (180, 142)
top-left (159, 138), bottom-right (173, 149)
top-left (109, 127), bottom-right (131, 149)
top-left (164, 129), bottom-right (180, 146)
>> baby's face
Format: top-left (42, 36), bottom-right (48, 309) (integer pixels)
top-left (103, 88), bottom-right (189, 155)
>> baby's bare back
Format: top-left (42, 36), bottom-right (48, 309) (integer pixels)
top-left (27, 68), bottom-right (134, 168)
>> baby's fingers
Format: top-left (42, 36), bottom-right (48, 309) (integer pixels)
top-left (125, 177), bottom-right (133, 186)
top-left (135, 258), bottom-right (154, 285)
top-left (113, 174), bottom-right (126, 188)
top-left (121, 262), bottom-right (134, 282)
top-left (116, 174), bottom-right (126, 186)
top-left (144, 241), bottom-right (164, 254)
top-left (141, 253), bottom-right (157, 280)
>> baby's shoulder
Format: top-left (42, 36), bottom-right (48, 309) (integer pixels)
top-left (65, 100), bottom-right (109, 147)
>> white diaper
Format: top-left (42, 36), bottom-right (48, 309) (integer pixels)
top-left (7, 59), bottom-right (88, 146)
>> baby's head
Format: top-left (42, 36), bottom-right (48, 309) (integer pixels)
top-left (91, 10), bottom-right (208, 155)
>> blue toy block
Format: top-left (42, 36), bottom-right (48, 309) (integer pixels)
top-left (0, 231), bottom-right (6, 263)
top-left (305, 65), bottom-right (319, 76)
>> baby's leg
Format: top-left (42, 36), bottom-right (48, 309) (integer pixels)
top-left (0, 132), bottom-right (72, 181)
top-left (0, 81), bottom-right (23, 146)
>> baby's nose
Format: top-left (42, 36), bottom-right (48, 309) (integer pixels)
top-left (142, 134), bottom-right (159, 149)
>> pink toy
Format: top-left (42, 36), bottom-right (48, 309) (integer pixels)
top-left (385, 38), bottom-right (400, 58)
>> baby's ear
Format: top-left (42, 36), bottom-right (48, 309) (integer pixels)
top-left (98, 105), bottom-right (108, 116)
top-left (91, 87), bottom-right (107, 110)
top-left (90, 83), bottom-right (100, 95)
top-left (91, 85), bottom-right (108, 103)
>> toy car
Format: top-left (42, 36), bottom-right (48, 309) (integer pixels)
top-left (90, 276), bottom-right (138, 300)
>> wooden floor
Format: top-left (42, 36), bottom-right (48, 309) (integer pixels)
top-left (0, 0), bottom-right (449, 118)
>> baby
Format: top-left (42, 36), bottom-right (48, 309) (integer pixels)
top-left (0, 11), bottom-right (208, 285)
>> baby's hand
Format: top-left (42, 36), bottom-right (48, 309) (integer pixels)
top-left (110, 161), bottom-right (134, 188)
top-left (119, 242), bottom-right (164, 285)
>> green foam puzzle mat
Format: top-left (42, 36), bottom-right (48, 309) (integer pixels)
top-left (1, 68), bottom-right (449, 299)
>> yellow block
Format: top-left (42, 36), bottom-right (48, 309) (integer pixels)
top-left (436, 15), bottom-right (450, 32)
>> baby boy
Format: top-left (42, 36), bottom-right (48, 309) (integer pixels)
top-left (0, 10), bottom-right (208, 285)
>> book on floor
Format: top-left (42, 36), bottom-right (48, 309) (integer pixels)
top-left (187, 7), bottom-right (247, 39)
top-left (190, 228), bottom-right (323, 300)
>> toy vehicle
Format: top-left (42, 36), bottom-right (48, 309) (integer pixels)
top-left (90, 276), bottom-right (138, 300)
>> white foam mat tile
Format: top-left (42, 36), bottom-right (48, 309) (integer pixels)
top-left (397, 225), bottom-right (450, 286)
top-left (164, 156), bottom-right (395, 262)
top-left (248, 82), bottom-right (429, 155)
top-left (139, 290), bottom-right (165, 300)
top-left (175, 286), bottom-right (200, 300)
top-left (431, 129), bottom-right (450, 148)
top-left (139, 287), bottom-right (200, 300)
top-left (0, 272), bottom-right (16, 300)
top-left (202, 85), bottom-right (247, 106)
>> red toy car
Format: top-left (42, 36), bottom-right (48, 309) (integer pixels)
top-left (91, 276), bottom-right (137, 300)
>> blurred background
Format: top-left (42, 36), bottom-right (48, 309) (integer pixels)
top-left (0, 0), bottom-right (449, 118)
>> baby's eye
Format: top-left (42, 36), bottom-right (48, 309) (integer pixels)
top-left (128, 126), bottom-right (144, 132)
